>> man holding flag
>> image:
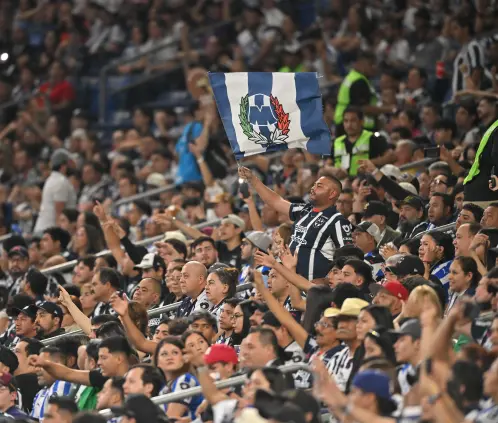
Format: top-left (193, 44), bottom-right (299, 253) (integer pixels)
top-left (238, 166), bottom-right (353, 280)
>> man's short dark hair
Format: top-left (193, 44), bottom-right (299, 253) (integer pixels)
top-left (86, 340), bottom-right (101, 362)
top-left (391, 126), bottom-right (412, 139)
top-left (129, 364), bottom-right (165, 397)
top-left (47, 396), bottom-right (78, 414)
top-left (168, 318), bottom-right (189, 336)
top-left (435, 119), bottom-right (457, 138)
top-left (164, 239), bottom-right (187, 260)
top-left (62, 209), bottom-right (79, 223)
top-left (189, 311), bottom-right (218, 332)
top-left (43, 227), bottom-right (71, 251)
top-left (343, 106), bottom-right (363, 120)
top-left (466, 222), bottom-right (482, 237)
top-left (191, 237), bottom-right (216, 251)
top-left (78, 256), bottom-right (96, 270)
top-left (54, 337), bottom-right (81, 361)
top-left (432, 192), bottom-right (454, 210)
top-left (99, 336), bottom-right (133, 358)
top-left (249, 327), bottom-right (279, 356)
top-left (96, 321), bottom-right (125, 339)
top-left (110, 376), bottom-right (125, 401)
top-left (151, 148), bottom-right (173, 161)
top-left (20, 338), bottom-right (44, 356)
top-left (40, 346), bottom-right (65, 363)
top-left (224, 297), bottom-right (241, 308)
top-left (98, 268), bottom-right (121, 290)
top-left (343, 259), bottom-right (374, 284)
top-left (133, 200), bottom-right (152, 217)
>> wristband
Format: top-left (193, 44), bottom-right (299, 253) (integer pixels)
top-left (196, 365), bottom-right (208, 373)
top-left (197, 157), bottom-right (205, 164)
top-left (428, 392), bottom-right (442, 405)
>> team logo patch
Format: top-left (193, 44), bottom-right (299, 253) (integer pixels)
top-left (200, 302), bottom-right (209, 310)
top-left (180, 382), bottom-right (190, 390)
top-left (239, 94), bottom-right (290, 147)
top-left (342, 224), bottom-right (352, 233)
top-left (314, 216), bottom-right (328, 228)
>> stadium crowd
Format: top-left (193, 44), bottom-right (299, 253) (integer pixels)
top-left (1, 1), bottom-right (498, 423)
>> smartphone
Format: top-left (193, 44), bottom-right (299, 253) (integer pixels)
top-left (239, 181), bottom-right (250, 199)
top-left (424, 147), bottom-right (441, 158)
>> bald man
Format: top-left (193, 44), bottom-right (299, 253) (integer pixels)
top-left (176, 261), bottom-right (212, 317)
top-left (239, 167), bottom-right (353, 279)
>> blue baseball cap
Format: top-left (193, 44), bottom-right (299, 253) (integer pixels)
top-left (352, 370), bottom-right (392, 400)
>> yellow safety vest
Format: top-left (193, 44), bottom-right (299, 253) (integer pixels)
top-left (334, 69), bottom-right (377, 129)
top-left (334, 130), bottom-right (372, 176)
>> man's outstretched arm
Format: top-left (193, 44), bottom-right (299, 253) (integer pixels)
top-left (30, 355), bottom-right (91, 385)
top-left (238, 166), bottom-right (291, 216)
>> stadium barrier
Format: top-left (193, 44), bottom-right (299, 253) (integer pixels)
top-left (98, 363), bottom-right (310, 417)
top-left (40, 219), bottom-right (222, 275)
top-left (41, 282), bottom-right (254, 345)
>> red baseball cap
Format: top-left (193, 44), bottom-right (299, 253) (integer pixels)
top-left (203, 344), bottom-right (238, 365)
top-left (369, 281), bottom-right (409, 302)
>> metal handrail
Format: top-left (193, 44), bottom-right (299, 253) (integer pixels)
top-left (99, 363), bottom-right (309, 417)
top-left (399, 158), bottom-right (437, 171)
top-left (113, 184), bottom-right (177, 209)
top-left (42, 282), bottom-right (253, 344)
top-left (98, 19), bottom-right (235, 122)
top-left (40, 218), bottom-right (222, 275)
top-left (412, 222), bottom-right (456, 239)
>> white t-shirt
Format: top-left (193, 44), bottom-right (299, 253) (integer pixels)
top-left (34, 171), bottom-right (77, 232)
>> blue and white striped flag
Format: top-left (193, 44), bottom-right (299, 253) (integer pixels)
top-left (208, 72), bottom-right (331, 160)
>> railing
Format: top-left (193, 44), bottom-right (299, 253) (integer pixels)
top-left (399, 158), bottom-right (437, 171)
top-left (113, 184), bottom-right (177, 209)
top-left (40, 219), bottom-right (221, 276)
top-left (99, 362), bottom-right (309, 417)
top-left (41, 282), bottom-right (253, 345)
top-left (412, 222), bottom-right (456, 239)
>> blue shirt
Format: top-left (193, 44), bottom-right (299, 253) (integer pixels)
top-left (175, 122), bottom-right (203, 185)
top-left (31, 380), bottom-right (73, 419)
top-left (160, 373), bottom-right (204, 419)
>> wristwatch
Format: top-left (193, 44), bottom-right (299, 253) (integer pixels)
top-left (428, 392), bottom-right (442, 405)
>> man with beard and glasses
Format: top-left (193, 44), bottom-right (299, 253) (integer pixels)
top-left (238, 167), bottom-right (353, 280)
top-left (1, 246), bottom-right (30, 296)
top-left (397, 196), bottom-right (425, 239)
top-left (34, 302), bottom-right (65, 339)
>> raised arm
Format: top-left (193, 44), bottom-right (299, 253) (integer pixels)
top-left (153, 213), bottom-right (205, 240)
top-left (253, 272), bottom-right (308, 348)
top-left (238, 167), bottom-right (291, 216)
top-left (58, 284), bottom-right (91, 334)
top-left (110, 294), bottom-right (158, 355)
top-left (30, 355), bottom-right (90, 385)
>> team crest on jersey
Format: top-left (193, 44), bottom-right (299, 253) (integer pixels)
top-left (343, 224), bottom-right (352, 233)
top-left (200, 302), bottom-right (209, 310)
top-left (313, 216), bottom-right (328, 228)
top-left (180, 382), bottom-right (190, 390)
top-left (239, 94), bottom-right (290, 147)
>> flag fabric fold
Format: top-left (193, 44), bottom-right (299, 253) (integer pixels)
top-left (208, 72), bottom-right (331, 160)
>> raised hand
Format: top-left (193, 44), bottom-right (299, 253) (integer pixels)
top-left (58, 284), bottom-right (73, 308)
top-left (238, 166), bottom-right (255, 184)
top-left (110, 292), bottom-right (128, 316)
top-left (254, 250), bottom-right (276, 268)
top-left (93, 201), bottom-right (108, 223)
top-left (281, 246), bottom-right (298, 269)
top-left (358, 159), bottom-right (377, 174)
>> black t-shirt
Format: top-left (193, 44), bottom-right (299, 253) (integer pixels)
top-left (215, 241), bottom-right (242, 269)
top-left (15, 373), bottom-right (40, 413)
top-left (89, 369), bottom-right (109, 389)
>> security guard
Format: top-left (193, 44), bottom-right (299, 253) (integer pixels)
top-left (331, 107), bottom-right (391, 177)
top-left (334, 51), bottom-right (395, 136)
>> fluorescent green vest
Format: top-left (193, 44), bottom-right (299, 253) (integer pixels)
top-left (334, 69), bottom-right (376, 129)
top-left (464, 119), bottom-right (498, 184)
top-left (334, 130), bottom-right (372, 176)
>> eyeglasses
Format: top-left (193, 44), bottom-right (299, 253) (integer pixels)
top-left (431, 179), bottom-right (447, 186)
top-left (230, 313), bottom-right (244, 320)
top-left (315, 320), bottom-right (334, 328)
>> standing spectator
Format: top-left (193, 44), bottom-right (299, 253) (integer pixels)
top-left (34, 149), bottom-right (77, 233)
top-left (38, 61), bottom-right (76, 112)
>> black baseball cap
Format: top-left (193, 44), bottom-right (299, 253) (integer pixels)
top-left (400, 196), bottom-right (424, 211)
top-left (12, 304), bottom-right (38, 320)
top-left (363, 201), bottom-right (389, 218)
top-left (111, 395), bottom-right (164, 423)
top-left (7, 246), bottom-right (29, 259)
top-left (0, 346), bottom-right (19, 374)
top-left (388, 255), bottom-right (425, 277)
top-left (36, 302), bottom-right (63, 319)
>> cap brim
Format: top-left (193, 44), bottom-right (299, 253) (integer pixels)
top-left (134, 264), bottom-right (153, 270)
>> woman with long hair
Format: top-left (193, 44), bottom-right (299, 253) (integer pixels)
top-left (446, 256), bottom-right (480, 315)
top-left (72, 224), bottom-right (105, 258)
top-left (154, 337), bottom-right (203, 419)
top-left (419, 231), bottom-right (454, 288)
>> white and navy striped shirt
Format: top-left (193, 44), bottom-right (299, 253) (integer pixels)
top-left (288, 203), bottom-right (353, 280)
top-left (452, 40), bottom-right (485, 95)
top-left (31, 380), bottom-right (73, 419)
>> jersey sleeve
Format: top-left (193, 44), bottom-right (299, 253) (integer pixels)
top-left (89, 370), bottom-right (109, 389)
top-left (170, 374), bottom-right (200, 405)
top-left (289, 203), bottom-right (308, 222)
top-left (330, 216), bottom-right (353, 247)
